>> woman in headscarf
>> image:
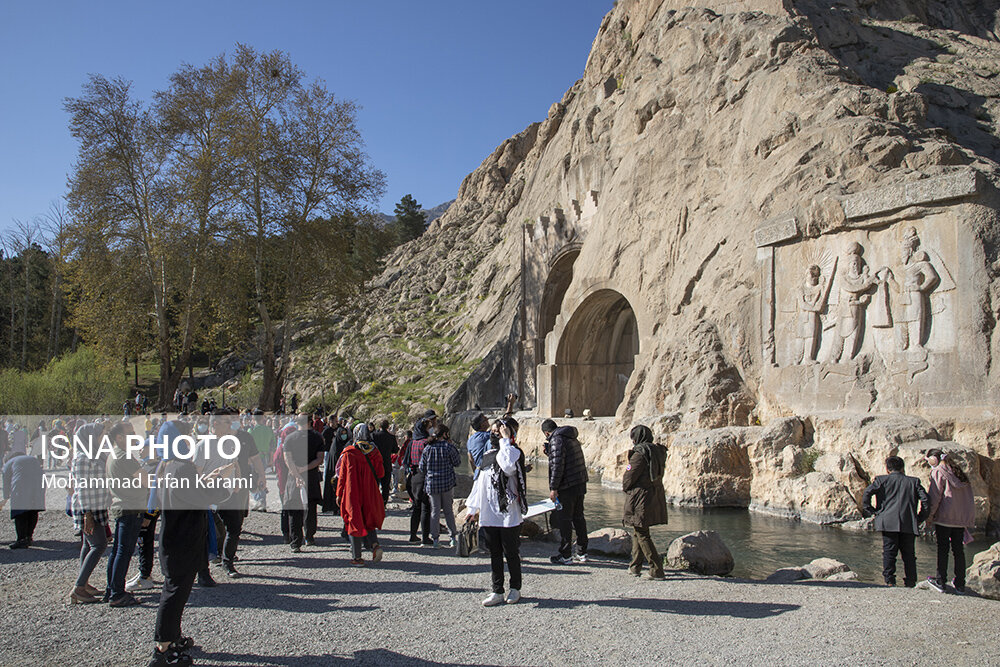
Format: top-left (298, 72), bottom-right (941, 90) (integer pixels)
top-left (336, 423), bottom-right (385, 565)
top-left (622, 425), bottom-right (668, 580)
top-left (465, 418), bottom-right (528, 607)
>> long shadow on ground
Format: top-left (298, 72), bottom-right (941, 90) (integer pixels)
top-left (198, 648), bottom-right (502, 666)
top-left (532, 596), bottom-right (800, 618)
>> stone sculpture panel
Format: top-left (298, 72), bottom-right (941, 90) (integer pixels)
top-left (764, 214), bottom-right (961, 412)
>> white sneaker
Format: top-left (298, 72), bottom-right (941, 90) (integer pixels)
top-left (126, 576), bottom-right (155, 592)
top-left (573, 553), bottom-right (589, 563)
top-left (448, 537), bottom-right (456, 549)
top-left (505, 589), bottom-right (520, 604)
top-left (482, 593), bottom-right (505, 607)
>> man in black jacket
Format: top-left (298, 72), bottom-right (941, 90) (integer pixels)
top-left (862, 456), bottom-right (929, 587)
top-left (372, 420), bottom-right (399, 503)
top-left (542, 419), bottom-right (589, 565)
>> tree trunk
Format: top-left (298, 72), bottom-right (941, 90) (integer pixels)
top-left (21, 251), bottom-right (30, 371)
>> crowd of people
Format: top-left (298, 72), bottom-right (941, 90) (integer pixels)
top-left (0, 404), bottom-right (983, 665)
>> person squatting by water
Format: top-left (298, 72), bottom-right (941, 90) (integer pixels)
top-left (465, 418), bottom-right (527, 606)
top-left (622, 425), bottom-right (668, 580)
top-left (862, 456), bottom-right (929, 588)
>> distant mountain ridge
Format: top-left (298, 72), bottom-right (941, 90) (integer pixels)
top-left (378, 199), bottom-right (454, 227)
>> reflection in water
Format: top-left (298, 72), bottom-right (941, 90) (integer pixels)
top-left (523, 472), bottom-right (991, 582)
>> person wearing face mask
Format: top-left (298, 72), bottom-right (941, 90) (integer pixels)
top-left (924, 448), bottom-right (975, 593)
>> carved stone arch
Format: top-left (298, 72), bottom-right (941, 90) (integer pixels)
top-left (536, 243), bottom-right (582, 363)
top-left (537, 285), bottom-right (644, 418)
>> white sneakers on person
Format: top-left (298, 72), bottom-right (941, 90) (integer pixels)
top-left (126, 576), bottom-right (155, 592)
top-left (482, 593), bottom-right (505, 607)
top-left (505, 589), bottom-right (520, 604)
top-left (573, 552), bottom-right (589, 563)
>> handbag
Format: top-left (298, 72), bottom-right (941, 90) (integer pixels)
top-left (456, 517), bottom-right (479, 557)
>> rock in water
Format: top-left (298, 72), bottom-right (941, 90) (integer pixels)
top-left (666, 530), bottom-right (734, 576)
top-left (965, 541), bottom-right (1000, 600)
top-left (586, 528), bottom-right (632, 556)
top-left (765, 567), bottom-right (809, 583)
top-left (804, 557), bottom-right (851, 579)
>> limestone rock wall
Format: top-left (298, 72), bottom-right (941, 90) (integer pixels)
top-left (284, 0), bottom-right (1000, 529)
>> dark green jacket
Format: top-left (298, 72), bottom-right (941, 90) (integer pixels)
top-left (622, 444), bottom-right (668, 528)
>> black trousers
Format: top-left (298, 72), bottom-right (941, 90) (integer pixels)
top-left (555, 486), bottom-right (589, 559)
top-left (305, 500), bottom-right (318, 541)
top-left (13, 511), bottom-right (39, 542)
top-left (935, 526), bottom-right (966, 587)
top-left (217, 509), bottom-right (244, 564)
top-left (154, 570), bottom-right (196, 643)
top-left (282, 510), bottom-right (305, 548)
top-left (408, 479), bottom-right (430, 541)
top-left (482, 525), bottom-right (522, 594)
top-left (881, 531), bottom-right (917, 586)
top-left (138, 514), bottom-right (159, 579)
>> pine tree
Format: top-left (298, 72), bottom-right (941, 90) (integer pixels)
top-left (393, 194), bottom-right (427, 243)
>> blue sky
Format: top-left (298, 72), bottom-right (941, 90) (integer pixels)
top-left (0, 1), bottom-right (613, 235)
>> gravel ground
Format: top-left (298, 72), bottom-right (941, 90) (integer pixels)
top-left (1, 488), bottom-right (999, 667)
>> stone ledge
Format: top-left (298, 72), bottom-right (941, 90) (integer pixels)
top-left (841, 169), bottom-right (979, 221)
top-left (754, 216), bottom-right (799, 247)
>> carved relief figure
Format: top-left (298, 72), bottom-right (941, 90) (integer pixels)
top-left (795, 262), bottom-right (835, 364)
top-left (896, 227), bottom-right (940, 351)
top-left (828, 242), bottom-right (887, 363)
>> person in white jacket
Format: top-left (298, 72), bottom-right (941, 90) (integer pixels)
top-left (465, 420), bottom-right (527, 607)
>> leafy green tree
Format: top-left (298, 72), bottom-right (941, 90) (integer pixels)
top-left (392, 194), bottom-right (426, 243)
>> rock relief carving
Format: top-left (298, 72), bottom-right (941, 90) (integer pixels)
top-left (826, 242), bottom-right (890, 363)
top-left (792, 256), bottom-right (836, 365)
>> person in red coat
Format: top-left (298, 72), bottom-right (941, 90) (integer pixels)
top-left (336, 423), bottom-right (385, 565)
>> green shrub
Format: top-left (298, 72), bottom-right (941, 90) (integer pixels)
top-left (0, 347), bottom-right (128, 414)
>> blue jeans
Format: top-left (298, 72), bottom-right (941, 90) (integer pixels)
top-left (106, 513), bottom-right (142, 600)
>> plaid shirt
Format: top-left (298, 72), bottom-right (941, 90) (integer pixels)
top-left (71, 453), bottom-right (110, 530)
top-left (418, 439), bottom-right (461, 495)
top-left (409, 438), bottom-right (429, 469)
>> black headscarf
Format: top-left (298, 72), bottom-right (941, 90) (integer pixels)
top-left (630, 425), bottom-right (666, 483)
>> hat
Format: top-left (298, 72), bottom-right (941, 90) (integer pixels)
top-left (422, 409), bottom-right (438, 419)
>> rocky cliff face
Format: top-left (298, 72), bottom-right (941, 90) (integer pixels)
top-left (281, 0), bottom-right (1000, 530)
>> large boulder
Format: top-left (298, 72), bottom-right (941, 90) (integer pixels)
top-left (965, 541), bottom-right (1000, 601)
top-left (586, 528), bottom-right (632, 556)
top-left (666, 530), bottom-right (735, 576)
top-left (803, 557), bottom-right (850, 579)
top-left (662, 431), bottom-right (752, 507)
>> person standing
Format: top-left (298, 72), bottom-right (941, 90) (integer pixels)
top-left (407, 412), bottom-right (436, 545)
top-left (105, 421), bottom-right (147, 607)
top-left (211, 415), bottom-right (265, 578)
top-left (69, 421), bottom-right (111, 603)
top-left (622, 425), bottom-right (668, 580)
top-left (2, 451), bottom-right (45, 549)
top-left (280, 427), bottom-right (310, 552)
top-left (149, 428), bottom-right (234, 667)
top-left (541, 419), bottom-right (589, 565)
top-left (419, 424), bottom-right (461, 548)
top-left (336, 423), bottom-right (385, 565)
top-left (466, 414), bottom-right (491, 480)
top-left (465, 420), bottom-right (527, 606)
top-left (862, 456), bottom-right (929, 587)
top-left (372, 420), bottom-right (399, 503)
top-left (925, 448), bottom-right (976, 593)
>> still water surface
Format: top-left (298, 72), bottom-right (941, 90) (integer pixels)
top-left (522, 472), bottom-right (992, 582)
